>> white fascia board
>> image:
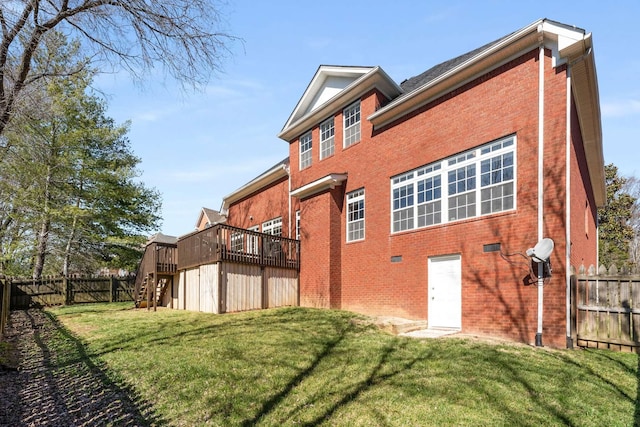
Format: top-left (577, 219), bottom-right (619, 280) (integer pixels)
top-left (570, 40), bottom-right (605, 206)
top-left (282, 66), bottom-right (375, 132)
top-left (290, 174), bottom-right (348, 199)
top-left (368, 18), bottom-right (592, 130)
top-left (278, 67), bottom-right (402, 142)
top-left (220, 164), bottom-right (289, 213)
top-left (368, 19), bottom-right (546, 128)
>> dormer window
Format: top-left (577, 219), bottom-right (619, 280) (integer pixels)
top-left (343, 101), bottom-right (361, 148)
top-left (320, 117), bottom-right (335, 159)
top-left (300, 131), bottom-right (312, 170)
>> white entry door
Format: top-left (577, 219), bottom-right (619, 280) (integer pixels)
top-left (428, 254), bottom-right (462, 329)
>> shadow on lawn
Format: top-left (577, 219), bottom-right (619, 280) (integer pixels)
top-left (4, 309), bottom-right (165, 426)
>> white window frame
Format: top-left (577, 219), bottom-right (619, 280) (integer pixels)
top-left (247, 225), bottom-right (259, 255)
top-left (343, 101), bottom-right (361, 148)
top-left (230, 231), bottom-right (244, 252)
top-left (299, 132), bottom-right (312, 170)
top-left (347, 188), bottom-right (365, 242)
top-left (296, 210), bottom-right (301, 240)
top-left (262, 217), bottom-right (282, 236)
top-left (320, 117), bottom-right (335, 160)
top-left (391, 135), bottom-right (516, 233)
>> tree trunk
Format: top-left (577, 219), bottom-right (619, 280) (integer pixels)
top-left (62, 209), bottom-right (79, 278)
top-left (32, 169), bottom-right (52, 280)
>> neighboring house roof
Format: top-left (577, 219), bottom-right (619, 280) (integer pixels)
top-left (220, 157), bottom-right (290, 214)
top-left (146, 232), bottom-right (178, 245)
top-left (196, 207), bottom-right (226, 229)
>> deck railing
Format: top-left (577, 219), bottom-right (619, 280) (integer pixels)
top-left (177, 224), bottom-right (300, 271)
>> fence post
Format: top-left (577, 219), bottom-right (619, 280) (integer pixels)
top-left (63, 276), bottom-right (72, 305)
top-left (569, 274), bottom-right (577, 348)
top-left (110, 277), bottom-right (116, 303)
top-left (1, 276), bottom-right (11, 340)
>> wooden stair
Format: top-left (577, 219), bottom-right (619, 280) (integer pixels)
top-left (135, 274), bottom-right (171, 309)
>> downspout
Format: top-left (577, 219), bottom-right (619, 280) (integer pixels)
top-left (565, 67), bottom-right (573, 348)
top-left (536, 43), bottom-right (545, 347)
top-left (287, 164), bottom-right (292, 238)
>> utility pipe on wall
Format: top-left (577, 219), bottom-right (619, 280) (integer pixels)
top-left (565, 67), bottom-right (573, 349)
top-left (536, 44), bottom-right (545, 347)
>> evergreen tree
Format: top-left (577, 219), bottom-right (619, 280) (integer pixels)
top-left (598, 164), bottom-right (636, 269)
top-left (0, 35), bottom-right (160, 277)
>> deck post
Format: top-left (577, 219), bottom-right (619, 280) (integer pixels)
top-left (146, 274), bottom-right (152, 311)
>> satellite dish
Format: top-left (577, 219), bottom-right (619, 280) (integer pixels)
top-left (526, 238), bottom-right (554, 263)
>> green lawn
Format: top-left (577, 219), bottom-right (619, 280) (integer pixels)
top-left (48, 303), bottom-right (638, 426)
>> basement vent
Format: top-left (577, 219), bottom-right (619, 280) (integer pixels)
top-left (483, 243), bottom-right (501, 253)
top-left (391, 256), bottom-right (403, 263)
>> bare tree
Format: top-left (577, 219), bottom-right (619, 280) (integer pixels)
top-left (0, 0), bottom-right (239, 141)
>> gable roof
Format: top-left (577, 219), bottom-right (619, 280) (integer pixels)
top-left (278, 65), bottom-right (402, 141)
top-left (146, 232), bottom-right (178, 245)
top-left (196, 207), bottom-right (226, 229)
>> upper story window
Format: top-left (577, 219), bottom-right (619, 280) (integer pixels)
top-left (343, 101), bottom-right (361, 148)
top-left (320, 117), bottom-right (335, 159)
top-left (300, 132), bottom-right (312, 170)
top-left (262, 217), bottom-right (282, 236)
top-left (347, 188), bottom-right (365, 242)
top-left (296, 210), bottom-right (301, 240)
top-left (391, 135), bottom-right (516, 233)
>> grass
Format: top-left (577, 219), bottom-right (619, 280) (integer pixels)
top-left (47, 302), bottom-right (639, 426)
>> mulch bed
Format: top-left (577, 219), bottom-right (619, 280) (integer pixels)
top-left (0, 309), bottom-right (159, 426)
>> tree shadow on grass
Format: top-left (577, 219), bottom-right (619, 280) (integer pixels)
top-left (7, 309), bottom-right (165, 426)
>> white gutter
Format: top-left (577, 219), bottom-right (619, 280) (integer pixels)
top-left (536, 43), bottom-right (545, 347)
top-left (565, 67), bottom-right (572, 348)
top-left (287, 165), bottom-right (292, 238)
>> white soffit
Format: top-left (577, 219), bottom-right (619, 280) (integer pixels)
top-left (283, 66), bottom-right (374, 131)
top-left (290, 174), bottom-right (348, 199)
top-left (278, 66), bottom-right (401, 141)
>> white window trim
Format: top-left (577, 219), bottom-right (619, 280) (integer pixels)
top-left (320, 117), bottom-right (335, 160)
top-left (390, 135), bottom-right (517, 233)
top-left (262, 217), bottom-right (282, 236)
top-left (347, 188), bottom-right (365, 242)
top-left (247, 225), bottom-right (259, 255)
top-left (296, 210), bottom-right (301, 240)
top-left (299, 132), bottom-right (312, 170)
top-left (343, 101), bottom-right (361, 148)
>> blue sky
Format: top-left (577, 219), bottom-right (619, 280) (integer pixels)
top-left (95, 0), bottom-right (640, 237)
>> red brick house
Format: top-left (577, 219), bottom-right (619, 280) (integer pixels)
top-left (135, 18), bottom-right (601, 347)
top-left (213, 18), bottom-right (604, 348)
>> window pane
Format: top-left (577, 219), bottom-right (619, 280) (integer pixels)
top-left (300, 132), bottom-right (312, 169)
top-left (320, 118), bottom-right (335, 159)
top-left (344, 102), bottom-right (361, 148)
top-left (347, 189), bottom-right (365, 241)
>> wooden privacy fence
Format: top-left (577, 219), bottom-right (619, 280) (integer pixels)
top-left (8, 276), bottom-right (136, 309)
top-left (574, 264), bottom-right (640, 352)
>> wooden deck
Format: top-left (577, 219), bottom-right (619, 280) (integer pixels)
top-left (177, 224), bottom-right (300, 271)
top-left (135, 224), bottom-right (300, 311)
